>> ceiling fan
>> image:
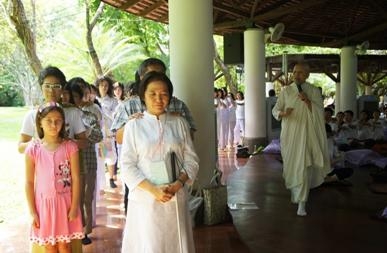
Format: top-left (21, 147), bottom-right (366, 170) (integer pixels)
top-left (265, 23), bottom-right (285, 42)
top-left (355, 40), bottom-right (370, 55)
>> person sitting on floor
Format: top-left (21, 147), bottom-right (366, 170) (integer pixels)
top-left (370, 109), bottom-right (385, 142)
top-left (324, 123), bottom-right (354, 184)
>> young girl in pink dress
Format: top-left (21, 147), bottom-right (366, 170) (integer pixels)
top-left (25, 102), bottom-right (83, 253)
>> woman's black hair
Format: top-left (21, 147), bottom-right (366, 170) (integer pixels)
top-left (138, 58), bottom-right (166, 77)
top-left (113, 82), bottom-right (125, 100)
top-left (138, 71), bottom-right (173, 105)
top-left (62, 82), bottom-right (74, 104)
top-left (38, 66), bottom-right (66, 87)
top-left (236, 91), bottom-right (244, 100)
top-left (94, 76), bottom-right (114, 97)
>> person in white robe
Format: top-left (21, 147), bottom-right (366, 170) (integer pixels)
top-left (120, 71), bottom-right (199, 253)
top-left (272, 62), bottom-right (330, 216)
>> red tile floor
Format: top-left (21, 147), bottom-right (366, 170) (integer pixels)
top-left (0, 149), bottom-right (249, 253)
top-left (2, 148), bottom-right (387, 253)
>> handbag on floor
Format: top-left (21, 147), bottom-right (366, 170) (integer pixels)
top-left (202, 169), bottom-right (228, 225)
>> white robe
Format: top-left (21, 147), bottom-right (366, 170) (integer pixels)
top-left (272, 83), bottom-right (330, 202)
top-left (120, 111), bottom-right (199, 253)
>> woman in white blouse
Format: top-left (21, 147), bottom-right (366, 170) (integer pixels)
top-left (95, 76), bottom-right (118, 188)
top-left (234, 91), bottom-right (245, 145)
top-left (120, 71), bottom-right (199, 253)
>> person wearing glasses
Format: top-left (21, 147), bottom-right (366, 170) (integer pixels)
top-left (18, 66), bottom-right (87, 154)
top-left (18, 66), bottom-right (87, 252)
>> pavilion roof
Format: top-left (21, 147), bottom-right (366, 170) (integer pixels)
top-left (101, 0), bottom-right (387, 50)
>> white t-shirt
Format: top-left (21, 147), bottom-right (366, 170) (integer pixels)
top-left (20, 106), bottom-right (86, 139)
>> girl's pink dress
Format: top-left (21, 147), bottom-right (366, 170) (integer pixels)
top-left (26, 140), bottom-right (84, 245)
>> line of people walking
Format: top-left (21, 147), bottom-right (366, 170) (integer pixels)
top-left (18, 58), bottom-right (199, 253)
top-left (214, 87), bottom-right (245, 150)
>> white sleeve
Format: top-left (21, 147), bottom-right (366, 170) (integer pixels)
top-left (70, 108), bottom-right (86, 136)
top-left (120, 120), bottom-right (146, 190)
top-left (272, 90), bottom-right (285, 121)
top-left (20, 109), bottom-right (37, 137)
top-left (178, 118), bottom-right (199, 185)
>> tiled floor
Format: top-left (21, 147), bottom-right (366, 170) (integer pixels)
top-left (228, 153), bottom-right (387, 253)
top-left (2, 149), bottom-right (387, 253)
top-left (0, 149), bottom-right (249, 253)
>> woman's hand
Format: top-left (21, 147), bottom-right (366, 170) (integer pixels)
top-left (152, 185), bottom-right (174, 203)
top-left (68, 207), bottom-right (79, 221)
top-left (129, 112), bottom-right (144, 120)
top-left (280, 107), bottom-right (294, 118)
top-left (31, 212), bottom-right (40, 229)
top-left (165, 181), bottom-right (183, 195)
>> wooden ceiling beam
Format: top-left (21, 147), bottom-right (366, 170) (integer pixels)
top-left (322, 21), bottom-right (387, 47)
top-left (369, 0), bottom-right (387, 17)
top-left (213, 3), bottom-right (247, 18)
top-left (250, 0), bottom-right (260, 19)
top-left (214, 0), bottom-right (327, 30)
top-left (139, 0), bottom-right (165, 16)
top-left (121, 0), bottom-right (141, 10)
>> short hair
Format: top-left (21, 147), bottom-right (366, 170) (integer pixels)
top-left (94, 76), bottom-right (114, 97)
top-left (138, 71), bottom-right (173, 105)
top-left (293, 61), bottom-right (310, 75)
top-left (236, 91), bottom-right (244, 99)
top-left (38, 66), bottom-right (66, 87)
top-left (138, 58), bottom-right (166, 77)
top-left (36, 102), bottom-right (66, 139)
top-left (62, 83), bottom-right (74, 104)
top-left (268, 89), bottom-right (276, 97)
top-left (68, 77), bottom-right (88, 102)
top-left (113, 82), bottom-right (125, 100)
top-left (344, 110), bottom-right (354, 117)
top-left (68, 77), bottom-right (88, 88)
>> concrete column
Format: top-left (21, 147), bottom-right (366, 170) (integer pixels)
top-left (335, 82), bottom-right (340, 113)
top-left (340, 46), bottom-right (357, 114)
top-left (244, 28), bottom-right (266, 151)
top-left (169, 0), bottom-right (214, 184)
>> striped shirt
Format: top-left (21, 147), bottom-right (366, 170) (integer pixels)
top-left (110, 96), bottom-right (196, 132)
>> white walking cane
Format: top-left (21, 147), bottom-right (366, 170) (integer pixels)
top-left (175, 192), bottom-right (183, 253)
top-left (171, 151), bottom-right (183, 252)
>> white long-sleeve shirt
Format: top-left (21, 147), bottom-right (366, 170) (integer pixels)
top-left (120, 111), bottom-right (199, 252)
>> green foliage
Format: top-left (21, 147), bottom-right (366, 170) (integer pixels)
top-left (0, 106), bottom-right (29, 140)
top-left (0, 79), bottom-right (25, 106)
top-left (266, 43), bottom-right (340, 56)
top-left (42, 20), bottom-right (145, 83)
top-left (94, 2), bottom-right (169, 62)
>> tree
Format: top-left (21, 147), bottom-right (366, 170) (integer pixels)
top-left (45, 21), bottom-right (145, 83)
top-left (213, 37), bottom-right (237, 94)
top-left (90, 1), bottom-right (169, 63)
top-left (85, 0), bottom-right (104, 76)
top-left (1, 47), bottom-right (37, 105)
top-left (2, 0), bottom-right (42, 76)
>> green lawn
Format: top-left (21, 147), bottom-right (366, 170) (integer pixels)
top-left (0, 106), bottom-right (30, 224)
top-left (0, 106), bottom-right (30, 141)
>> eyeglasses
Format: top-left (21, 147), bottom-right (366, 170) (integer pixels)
top-left (43, 83), bottom-right (62, 90)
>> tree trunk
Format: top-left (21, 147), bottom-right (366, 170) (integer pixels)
top-left (85, 1), bottom-right (104, 77)
top-left (8, 0), bottom-right (42, 76)
top-left (213, 39), bottom-right (237, 94)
